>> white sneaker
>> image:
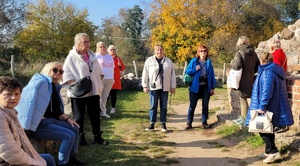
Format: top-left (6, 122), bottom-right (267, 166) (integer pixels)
top-left (100, 113), bottom-right (110, 118)
top-left (263, 152), bottom-right (281, 163)
top-left (110, 108), bottom-right (116, 114)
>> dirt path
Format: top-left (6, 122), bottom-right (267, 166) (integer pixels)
top-left (163, 100), bottom-right (286, 166)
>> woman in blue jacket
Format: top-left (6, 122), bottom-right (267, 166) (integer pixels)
top-left (185, 45), bottom-right (216, 129)
top-left (16, 62), bottom-right (87, 166)
top-left (244, 52), bottom-right (294, 164)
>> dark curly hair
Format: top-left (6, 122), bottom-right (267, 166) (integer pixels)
top-left (0, 76), bottom-right (23, 94)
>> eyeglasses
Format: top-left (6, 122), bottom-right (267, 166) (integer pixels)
top-left (81, 41), bottom-right (90, 44)
top-left (200, 50), bottom-right (207, 52)
top-left (52, 68), bottom-right (64, 74)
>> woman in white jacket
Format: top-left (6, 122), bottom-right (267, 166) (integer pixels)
top-left (142, 44), bottom-right (176, 132)
top-left (63, 33), bottom-right (108, 146)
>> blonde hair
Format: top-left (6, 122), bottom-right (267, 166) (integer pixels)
top-left (40, 62), bottom-right (63, 82)
top-left (95, 42), bottom-right (106, 54)
top-left (236, 36), bottom-right (250, 48)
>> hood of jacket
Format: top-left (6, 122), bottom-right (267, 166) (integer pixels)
top-left (238, 44), bottom-right (256, 56)
top-left (258, 62), bottom-right (285, 80)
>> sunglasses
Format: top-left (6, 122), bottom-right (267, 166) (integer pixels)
top-left (200, 50), bottom-right (207, 52)
top-left (52, 68), bottom-right (64, 74)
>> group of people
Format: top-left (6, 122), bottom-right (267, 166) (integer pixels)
top-left (0, 32), bottom-right (295, 165)
top-left (0, 33), bottom-right (126, 165)
top-left (229, 36), bottom-right (293, 164)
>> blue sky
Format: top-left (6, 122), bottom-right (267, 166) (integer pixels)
top-left (60, 0), bottom-right (151, 26)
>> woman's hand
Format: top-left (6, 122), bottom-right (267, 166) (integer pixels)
top-left (66, 118), bottom-right (80, 128)
top-left (210, 89), bottom-right (214, 96)
top-left (196, 65), bottom-right (200, 71)
top-left (257, 109), bottom-right (266, 114)
top-left (143, 87), bottom-right (149, 93)
top-left (170, 88), bottom-right (175, 95)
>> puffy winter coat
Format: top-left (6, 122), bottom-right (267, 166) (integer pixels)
top-left (16, 74), bottom-right (54, 131)
top-left (245, 62), bottom-right (294, 127)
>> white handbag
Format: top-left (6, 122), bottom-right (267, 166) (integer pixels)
top-left (248, 110), bottom-right (273, 133)
top-left (227, 69), bottom-right (242, 89)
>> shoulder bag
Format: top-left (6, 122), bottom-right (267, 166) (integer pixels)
top-left (227, 68), bottom-right (242, 89)
top-left (68, 63), bottom-right (93, 97)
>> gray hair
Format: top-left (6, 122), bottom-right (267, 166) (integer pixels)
top-left (74, 33), bottom-right (89, 49)
top-left (236, 36), bottom-right (250, 48)
top-left (107, 45), bottom-right (116, 51)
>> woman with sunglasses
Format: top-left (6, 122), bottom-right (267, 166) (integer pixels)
top-left (185, 44), bottom-right (216, 130)
top-left (16, 62), bottom-right (87, 166)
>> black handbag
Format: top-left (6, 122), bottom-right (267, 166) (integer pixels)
top-left (68, 76), bottom-right (92, 97)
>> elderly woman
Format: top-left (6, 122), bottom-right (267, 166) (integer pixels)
top-left (0, 76), bottom-right (55, 166)
top-left (185, 44), bottom-right (216, 130)
top-left (245, 52), bottom-right (293, 164)
top-left (63, 33), bottom-right (108, 146)
top-left (95, 42), bottom-right (115, 118)
top-left (231, 36), bottom-right (260, 125)
top-left (16, 62), bottom-right (86, 166)
top-left (108, 45), bottom-right (126, 114)
top-left (142, 44), bottom-right (176, 132)
top-left (268, 36), bottom-right (287, 72)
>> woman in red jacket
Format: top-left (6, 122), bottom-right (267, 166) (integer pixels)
top-left (108, 45), bottom-right (126, 113)
top-left (268, 36), bottom-right (287, 72)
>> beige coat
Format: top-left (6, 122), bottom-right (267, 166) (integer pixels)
top-left (0, 107), bottom-right (46, 166)
top-left (142, 55), bottom-right (176, 91)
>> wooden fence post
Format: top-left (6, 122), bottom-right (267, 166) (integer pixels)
top-left (10, 55), bottom-right (15, 78)
top-left (133, 60), bottom-right (138, 78)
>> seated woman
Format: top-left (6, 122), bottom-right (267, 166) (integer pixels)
top-left (16, 62), bottom-right (87, 166)
top-left (0, 76), bottom-right (55, 166)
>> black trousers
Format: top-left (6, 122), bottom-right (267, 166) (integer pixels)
top-left (259, 133), bottom-right (279, 154)
top-left (109, 89), bottom-right (118, 108)
top-left (70, 95), bottom-right (101, 135)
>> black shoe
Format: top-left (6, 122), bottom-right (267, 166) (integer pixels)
top-left (79, 133), bottom-right (88, 146)
top-left (69, 155), bottom-right (87, 165)
top-left (94, 134), bottom-right (109, 145)
top-left (161, 123), bottom-right (167, 132)
top-left (145, 123), bottom-right (155, 131)
top-left (202, 122), bottom-right (211, 129)
top-left (185, 123), bottom-right (192, 130)
top-left (274, 126), bottom-right (289, 133)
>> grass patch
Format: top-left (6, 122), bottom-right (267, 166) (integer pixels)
top-left (216, 125), bottom-right (240, 136)
top-left (245, 134), bottom-right (264, 147)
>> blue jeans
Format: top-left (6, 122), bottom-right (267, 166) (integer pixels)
top-left (40, 154), bottom-right (56, 166)
top-left (149, 90), bottom-right (169, 123)
top-left (187, 85), bottom-right (210, 124)
top-left (32, 118), bottom-right (79, 165)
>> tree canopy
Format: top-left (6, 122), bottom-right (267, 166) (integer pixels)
top-left (14, 0), bottom-right (97, 60)
top-left (149, 0), bottom-right (288, 65)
